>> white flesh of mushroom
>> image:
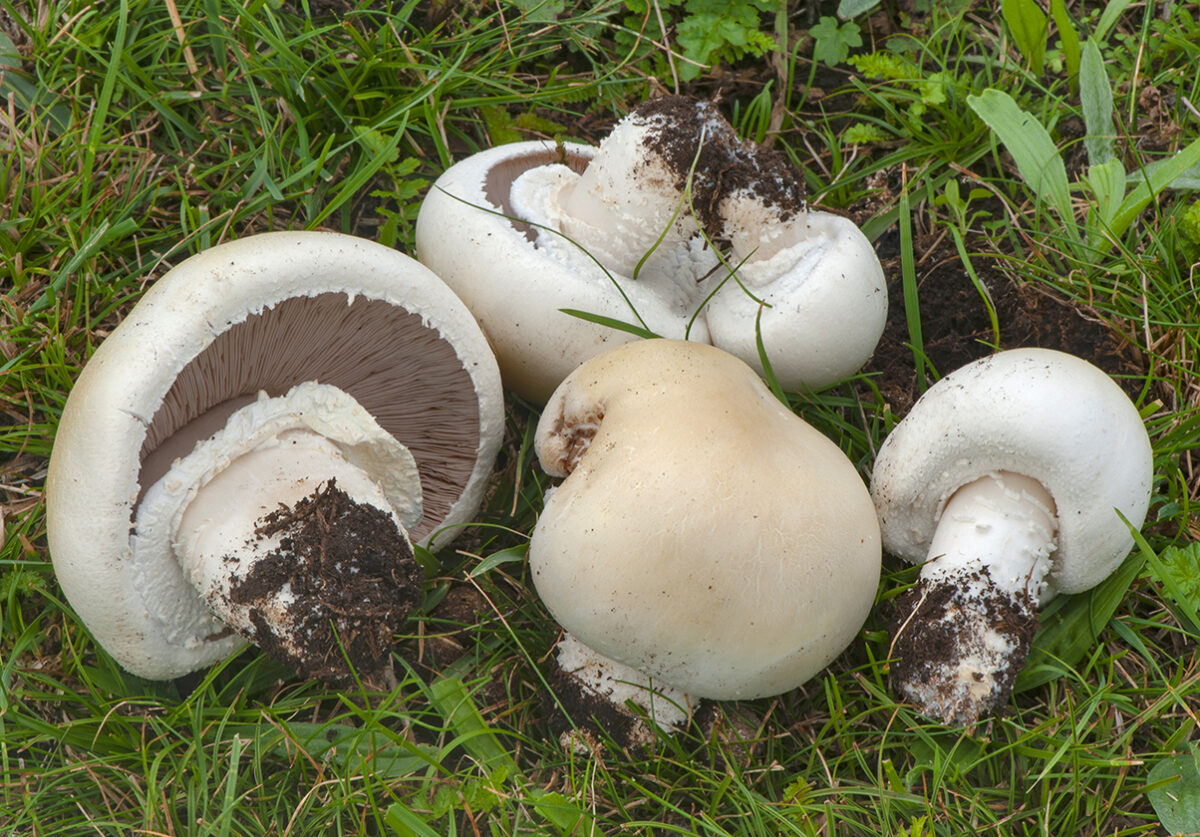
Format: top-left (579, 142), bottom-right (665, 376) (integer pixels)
top-left (890, 471), bottom-right (1057, 725)
top-left (131, 382), bottom-right (421, 670)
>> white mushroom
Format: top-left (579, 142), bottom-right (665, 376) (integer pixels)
top-left (45, 232), bottom-right (505, 684)
top-left (529, 339), bottom-right (881, 720)
top-left (869, 348), bottom-right (1154, 725)
top-left (415, 95), bottom-right (887, 403)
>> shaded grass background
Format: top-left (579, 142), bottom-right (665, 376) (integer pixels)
top-left (2, 0), bottom-right (1200, 833)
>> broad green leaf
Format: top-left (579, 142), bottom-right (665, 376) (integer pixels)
top-left (1015, 547), bottom-right (1145, 692)
top-left (1002, 0), bottom-right (1048, 75)
top-left (810, 17), bottom-right (861, 66)
top-left (837, 0), bottom-right (881, 18)
top-left (528, 788), bottom-right (597, 833)
top-left (1108, 135), bottom-right (1200, 244)
top-left (967, 89), bottom-right (1078, 243)
top-left (1147, 744), bottom-right (1200, 835)
top-left (385, 803), bottom-right (443, 837)
top-left (1085, 159), bottom-right (1126, 235)
top-left (1079, 39), bottom-right (1115, 166)
top-left (427, 677), bottom-right (519, 775)
top-left (1050, 0), bottom-right (1081, 83)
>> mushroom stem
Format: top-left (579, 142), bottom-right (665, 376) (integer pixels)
top-left (176, 429), bottom-right (411, 685)
top-left (553, 632), bottom-right (694, 747)
top-left (132, 383), bottom-right (426, 686)
top-left (890, 471), bottom-right (1057, 725)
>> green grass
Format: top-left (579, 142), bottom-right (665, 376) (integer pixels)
top-left (3, 0), bottom-right (1200, 834)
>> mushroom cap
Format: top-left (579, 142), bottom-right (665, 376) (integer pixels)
top-left (529, 339), bottom-right (881, 700)
top-left (870, 348), bottom-right (1154, 597)
top-left (416, 140), bottom-right (705, 402)
top-left (706, 201), bottom-right (887, 389)
top-left (45, 231), bottom-right (504, 678)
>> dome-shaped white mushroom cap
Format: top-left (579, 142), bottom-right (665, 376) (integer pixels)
top-left (45, 232), bottom-right (504, 679)
top-left (870, 348), bottom-right (1154, 598)
top-left (530, 339), bottom-right (881, 700)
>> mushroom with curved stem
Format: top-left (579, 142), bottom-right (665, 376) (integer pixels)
top-left (869, 348), bottom-right (1155, 725)
top-left (529, 339), bottom-right (881, 736)
top-left (416, 95), bottom-right (887, 403)
top-left (45, 232), bottom-right (505, 687)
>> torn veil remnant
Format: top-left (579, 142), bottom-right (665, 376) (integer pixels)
top-left (415, 95), bottom-right (887, 403)
top-left (45, 232), bottom-right (504, 687)
top-left (870, 348), bottom-right (1154, 725)
top-left (529, 339), bottom-right (881, 735)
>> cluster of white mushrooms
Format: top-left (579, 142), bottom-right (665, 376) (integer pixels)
top-left (45, 96), bottom-right (1155, 732)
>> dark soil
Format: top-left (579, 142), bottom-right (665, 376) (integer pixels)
top-left (226, 479), bottom-right (424, 689)
top-left (636, 95), bottom-right (807, 245)
top-left (890, 569), bottom-right (1039, 726)
top-left (541, 657), bottom-right (673, 752)
top-left (863, 227), bottom-right (1145, 415)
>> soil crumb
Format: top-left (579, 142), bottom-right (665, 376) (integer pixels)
top-left (889, 568), bottom-right (1038, 725)
top-left (226, 479), bottom-right (424, 688)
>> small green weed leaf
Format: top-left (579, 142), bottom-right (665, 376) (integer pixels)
top-left (1079, 39), bottom-right (1115, 166)
top-left (843, 123), bottom-right (891, 145)
top-left (810, 17), bottom-right (861, 67)
top-left (528, 788), bottom-right (597, 834)
top-left (837, 0), bottom-right (881, 18)
top-left (1178, 199), bottom-right (1200, 262)
top-left (1147, 744), bottom-right (1200, 835)
top-left (481, 105), bottom-right (522, 145)
top-left (353, 125), bottom-right (401, 164)
top-left (1016, 546), bottom-right (1144, 692)
top-left (1144, 542), bottom-right (1200, 632)
top-left (281, 722), bottom-right (434, 779)
top-left (849, 51), bottom-right (917, 80)
top-left (1002, 0), bottom-right (1048, 75)
top-left (385, 803), bottom-right (442, 837)
top-left (504, 0), bottom-right (564, 23)
top-left (908, 734), bottom-right (985, 783)
top-left (967, 89), bottom-right (1078, 243)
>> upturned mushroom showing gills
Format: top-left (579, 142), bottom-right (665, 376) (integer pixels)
top-left (529, 339), bottom-right (881, 725)
top-left (869, 348), bottom-right (1154, 725)
top-left (415, 95), bottom-right (886, 403)
top-left (45, 232), bottom-right (504, 687)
